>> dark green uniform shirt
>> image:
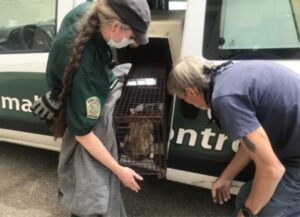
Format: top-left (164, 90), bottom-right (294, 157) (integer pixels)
top-left (45, 2), bottom-right (116, 135)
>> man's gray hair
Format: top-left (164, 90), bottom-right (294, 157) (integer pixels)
top-left (167, 56), bottom-right (216, 95)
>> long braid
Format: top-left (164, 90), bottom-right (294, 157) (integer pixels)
top-left (52, 6), bottom-right (100, 138)
top-left (51, 0), bottom-right (128, 138)
top-left (61, 12), bottom-right (99, 98)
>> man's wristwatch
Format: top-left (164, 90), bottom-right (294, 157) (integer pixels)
top-left (241, 205), bottom-right (257, 217)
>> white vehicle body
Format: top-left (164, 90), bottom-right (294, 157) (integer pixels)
top-left (1, 0), bottom-right (300, 194)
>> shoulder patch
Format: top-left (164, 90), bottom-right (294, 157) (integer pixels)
top-left (86, 96), bottom-right (101, 119)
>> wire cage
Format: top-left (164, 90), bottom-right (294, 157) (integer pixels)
top-left (114, 62), bottom-right (169, 178)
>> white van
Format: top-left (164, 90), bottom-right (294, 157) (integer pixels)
top-left (1, 0), bottom-right (299, 194)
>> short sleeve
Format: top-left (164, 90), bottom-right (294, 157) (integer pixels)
top-left (45, 32), bottom-right (74, 90)
top-left (45, 2), bottom-right (92, 90)
top-left (212, 95), bottom-right (261, 141)
top-left (64, 66), bottom-right (110, 136)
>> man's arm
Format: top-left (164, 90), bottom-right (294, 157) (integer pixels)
top-left (240, 126), bottom-right (285, 215)
top-left (219, 144), bottom-right (252, 181)
top-left (212, 145), bottom-right (251, 204)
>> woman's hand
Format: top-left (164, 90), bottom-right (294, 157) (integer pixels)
top-left (117, 166), bottom-right (143, 192)
top-left (75, 133), bottom-right (144, 192)
top-left (211, 177), bottom-right (232, 204)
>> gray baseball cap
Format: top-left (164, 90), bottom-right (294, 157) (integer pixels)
top-left (107, 0), bottom-right (151, 45)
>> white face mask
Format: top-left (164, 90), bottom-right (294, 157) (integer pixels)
top-left (198, 106), bottom-right (208, 111)
top-left (107, 32), bottom-right (132, 49)
top-left (191, 101), bottom-right (208, 110)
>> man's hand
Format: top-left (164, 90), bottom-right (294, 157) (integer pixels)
top-left (30, 91), bottom-right (61, 120)
top-left (212, 177), bottom-right (232, 204)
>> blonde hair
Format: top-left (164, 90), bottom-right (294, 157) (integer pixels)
top-left (76, 0), bottom-right (130, 32)
top-left (167, 56), bottom-right (216, 95)
top-left (52, 0), bottom-right (130, 138)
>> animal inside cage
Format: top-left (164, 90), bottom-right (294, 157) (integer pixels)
top-left (114, 62), bottom-right (168, 178)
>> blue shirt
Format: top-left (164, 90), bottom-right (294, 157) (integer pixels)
top-left (212, 61), bottom-right (300, 164)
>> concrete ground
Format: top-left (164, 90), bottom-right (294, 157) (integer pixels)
top-left (0, 142), bottom-right (235, 217)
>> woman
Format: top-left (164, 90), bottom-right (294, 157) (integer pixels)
top-left (31, 0), bottom-right (151, 216)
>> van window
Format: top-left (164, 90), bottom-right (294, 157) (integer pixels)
top-left (169, 0), bottom-right (187, 10)
top-left (147, 0), bottom-right (187, 10)
top-left (0, 0), bottom-right (56, 53)
top-left (204, 0), bottom-right (300, 60)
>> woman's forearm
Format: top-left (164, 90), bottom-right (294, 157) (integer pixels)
top-left (75, 131), bottom-right (143, 192)
top-left (75, 131), bottom-right (122, 175)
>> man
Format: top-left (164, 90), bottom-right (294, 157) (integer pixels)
top-left (167, 55), bottom-right (300, 217)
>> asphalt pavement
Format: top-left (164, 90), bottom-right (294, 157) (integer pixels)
top-left (0, 142), bottom-right (235, 217)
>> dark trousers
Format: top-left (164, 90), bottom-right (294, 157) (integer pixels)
top-left (234, 166), bottom-right (300, 217)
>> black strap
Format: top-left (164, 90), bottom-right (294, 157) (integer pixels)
top-left (242, 205), bottom-right (258, 217)
top-left (202, 61), bottom-right (233, 128)
top-left (50, 87), bottom-right (62, 100)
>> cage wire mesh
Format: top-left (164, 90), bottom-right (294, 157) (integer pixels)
top-left (114, 62), bottom-right (168, 178)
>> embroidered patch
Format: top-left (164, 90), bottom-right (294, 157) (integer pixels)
top-left (86, 96), bottom-right (101, 119)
